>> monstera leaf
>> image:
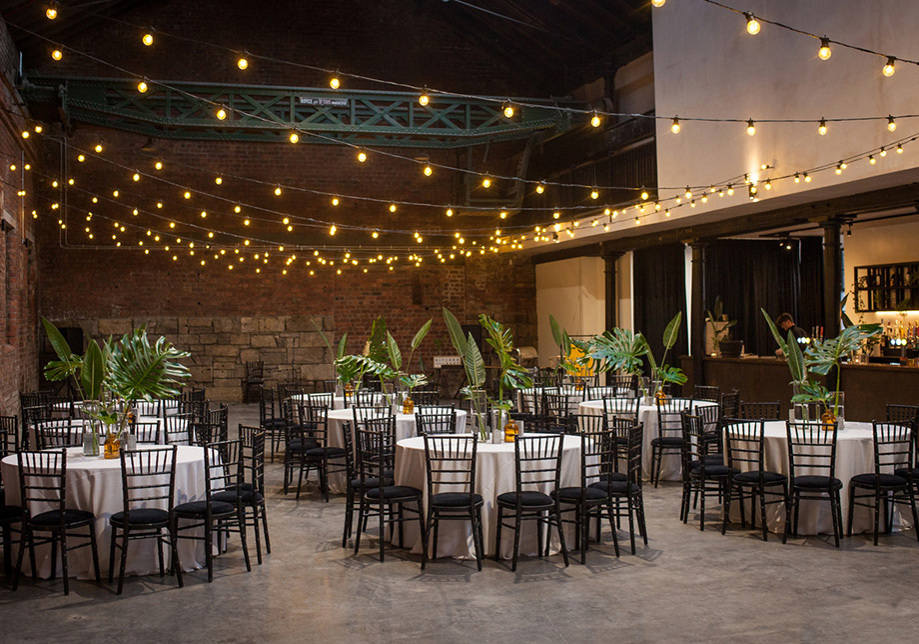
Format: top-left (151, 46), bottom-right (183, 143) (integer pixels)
top-left (589, 328), bottom-right (649, 375)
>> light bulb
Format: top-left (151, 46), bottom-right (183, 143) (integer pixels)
top-left (215, 175), bottom-right (223, 185)
top-left (764, 179), bottom-right (772, 190)
top-left (132, 173), bottom-right (140, 182)
top-left (869, 155), bottom-right (876, 165)
top-left (46, 5), bottom-right (58, 20)
top-left (536, 182), bottom-right (546, 194)
top-left (289, 132), bottom-right (299, 143)
top-left (389, 203), bottom-right (397, 213)
top-left (95, 144), bottom-right (103, 153)
top-left (142, 32), bottom-right (154, 46)
top-left (329, 74), bottom-right (341, 89)
top-left (804, 173), bottom-right (811, 183)
top-left (880, 147), bottom-right (887, 157)
top-left (746, 119), bottom-right (756, 136)
top-left (482, 177), bottom-right (492, 188)
top-left (418, 91), bottom-right (429, 106)
top-left (897, 144), bottom-right (904, 154)
top-left (372, 231), bottom-right (379, 238)
top-left (641, 190), bottom-right (650, 201)
top-left (590, 188), bottom-right (599, 200)
top-left (883, 56), bottom-right (896, 77)
top-left (794, 173), bottom-right (801, 183)
top-left (503, 103), bottom-right (515, 118)
top-left (590, 112), bottom-right (601, 128)
top-left (423, 165), bottom-right (433, 176)
top-left (818, 118), bottom-right (828, 135)
top-left (237, 55), bottom-right (249, 70)
top-left (745, 13), bottom-right (760, 35)
top-left (500, 211), bottom-right (508, 219)
top-left (34, 124), bottom-right (42, 133)
top-left (445, 208), bottom-right (453, 217)
top-left (137, 80), bottom-right (148, 93)
top-left (357, 150), bottom-right (367, 163)
top-left (835, 162), bottom-right (843, 175)
top-left (183, 191), bottom-right (191, 199)
top-left (651, 0), bottom-right (665, 7)
top-left (329, 224), bottom-right (337, 235)
top-left (685, 187), bottom-right (692, 199)
top-left (332, 196), bottom-right (340, 206)
top-left (274, 186), bottom-right (282, 196)
top-left (51, 48), bottom-right (62, 61)
top-left (671, 116), bottom-right (681, 134)
top-left (818, 37), bottom-right (832, 61)
top-left (887, 115), bottom-right (897, 132)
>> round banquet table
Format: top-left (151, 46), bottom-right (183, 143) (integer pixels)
top-left (323, 408), bottom-right (467, 493)
top-left (728, 420), bottom-right (900, 536)
top-left (291, 393), bottom-right (385, 410)
top-left (578, 398), bottom-right (717, 481)
top-left (393, 434), bottom-right (582, 560)
top-left (1, 446), bottom-right (208, 579)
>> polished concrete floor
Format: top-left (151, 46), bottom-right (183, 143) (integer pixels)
top-left (2, 403), bottom-right (919, 643)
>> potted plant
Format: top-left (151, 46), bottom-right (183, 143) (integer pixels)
top-left (479, 314), bottom-right (534, 441)
top-left (442, 307), bottom-right (491, 440)
top-left (705, 296), bottom-right (738, 356)
top-left (42, 318), bottom-right (191, 457)
top-left (645, 312), bottom-right (688, 401)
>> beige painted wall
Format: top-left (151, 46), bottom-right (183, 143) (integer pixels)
top-left (652, 0), bottom-right (919, 227)
top-left (535, 256), bottom-right (605, 367)
top-left (844, 219), bottom-right (919, 326)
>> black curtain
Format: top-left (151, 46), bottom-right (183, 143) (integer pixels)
top-left (703, 238), bottom-right (824, 355)
top-left (633, 243), bottom-right (688, 370)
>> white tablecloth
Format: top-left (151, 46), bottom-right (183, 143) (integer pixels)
top-left (1, 446), bottom-right (207, 579)
top-left (324, 408), bottom-right (467, 493)
top-left (394, 434), bottom-right (582, 560)
top-left (730, 420), bottom-right (883, 536)
top-left (290, 393), bottom-right (387, 410)
top-left (578, 399), bottom-right (717, 481)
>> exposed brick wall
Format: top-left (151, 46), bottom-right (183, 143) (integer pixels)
top-left (0, 18), bottom-right (41, 415)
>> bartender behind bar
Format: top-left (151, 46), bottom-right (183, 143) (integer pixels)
top-left (775, 312), bottom-right (807, 357)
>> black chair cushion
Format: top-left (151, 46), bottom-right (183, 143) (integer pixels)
top-left (894, 467), bottom-right (919, 481)
top-left (792, 475), bottom-right (842, 490)
top-left (850, 473), bottom-right (907, 488)
top-left (702, 454), bottom-right (725, 466)
top-left (496, 490), bottom-right (553, 507)
top-left (287, 438), bottom-right (320, 451)
top-left (365, 485), bottom-right (423, 501)
top-left (350, 477), bottom-right (392, 490)
top-left (30, 508), bottom-right (95, 528)
top-left (589, 480), bottom-right (631, 494)
top-left (174, 500), bottom-right (236, 516)
top-left (734, 470), bottom-right (787, 484)
top-left (212, 490), bottom-right (265, 504)
top-left (0, 504), bottom-right (24, 522)
top-left (652, 436), bottom-right (683, 447)
top-left (304, 446), bottom-right (348, 459)
top-left (552, 486), bottom-right (607, 502)
top-left (111, 508), bottom-right (169, 526)
top-left (430, 492), bottom-right (484, 507)
top-left (689, 463), bottom-right (737, 477)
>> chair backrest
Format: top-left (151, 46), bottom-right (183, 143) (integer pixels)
top-left (21, 403), bottom-right (54, 450)
top-left (355, 425), bottom-right (395, 485)
top-left (412, 389), bottom-right (440, 406)
top-left (35, 419), bottom-right (83, 449)
top-left (352, 405), bottom-right (392, 428)
top-left (723, 418), bottom-right (766, 473)
top-left (0, 415), bottom-right (19, 460)
top-left (608, 418), bottom-right (643, 484)
top-left (603, 396), bottom-right (639, 424)
top-left (544, 392), bottom-right (577, 421)
top-left (415, 406), bottom-right (457, 436)
top-left (353, 389), bottom-right (383, 407)
top-left (161, 396), bottom-right (181, 418)
top-left (720, 390), bottom-right (740, 419)
top-left (119, 446), bottom-right (177, 517)
top-left (133, 399), bottom-right (160, 417)
top-left (207, 404), bottom-right (229, 429)
top-left (132, 420), bottom-right (161, 445)
top-left (607, 374), bottom-right (639, 397)
top-left (238, 425), bottom-right (267, 493)
top-left (423, 434), bottom-right (478, 499)
top-left (569, 414), bottom-right (615, 489)
top-left (697, 403), bottom-right (722, 435)
top-left (340, 421), bottom-right (356, 479)
top-left (163, 412), bottom-right (193, 446)
top-left (740, 401), bottom-right (781, 421)
top-left (204, 439), bottom-right (242, 497)
top-left (657, 398), bottom-right (694, 438)
top-left (693, 384), bottom-right (721, 402)
top-left (304, 392), bottom-right (335, 410)
top-left (513, 433), bottom-right (564, 492)
top-left (298, 403), bottom-right (330, 447)
top-left (278, 382), bottom-right (303, 401)
top-left (871, 421), bottom-right (913, 476)
top-left (18, 449), bottom-right (67, 518)
top-left (259, 386), bottom-right (278, 424)
top-left (246, 361), bottom-right (264, 380)
top-left (886, 404), bottom-right (919, 427)
top-left (193, 420), bottom-right (227, 447)
top-left (679, 412), bottom-right (707, 477)
top-left (785, 421), bottom-right (839, 482)
top-left (517, 388), bottom-right (543, 415)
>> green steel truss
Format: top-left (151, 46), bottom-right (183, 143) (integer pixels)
top-left (23, 75), bottom-right (580, 147)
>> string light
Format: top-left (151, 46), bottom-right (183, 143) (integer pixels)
top-left (95, 144), bottom-right (103, 153)
top-left (274, 186), bottom-right (282, 196)
top-left (423, 164), bottom-right (433, 176)
top-left (651, 0), bottom-right (666, 7)
top-left (818, 37), bottom-right (832, 60)
top-left (51, 48), bottom-right (62, 61)
top-left (418, 89), bottom-right (430, 106)
top-left (216, 107), bottom-right (228, 120)
top-left (215, 175), bottom-right (223, 185)
top-left (137, 80), bottom-right (148, 93)
top-left (869, 155), bottom-right (876, 165)
top-left (142, 31), bottom-right (154, 46)
top-left (502, 102), bottom-right (515, 118)
top-left (746, 119), bottom-right (756, 136)
top-left (357, 150), bottom-right (367, 163)
top-left (897, 143), bottom-right (904, 153)
top-left (237, 53), bottom-right (249, 70)
top-left (445, 208), bottom-right (454, 217)
top-left (590, 188), bottom-right (599, 200)
top-left (289, 132), bottom-right (300, 144)
top-left (818, 118), bottom-right (828, 135)
top-left (590, 112), bottom-right (601, 128)
top-left (887, 115), bottom-right (897, 132)
top-left (535, 182), bottom-right (546, 194)
top-left (804, 173), bottom-right (811, 183)
top-left (882, 56), bottom-right (896, 77)
top-left (331, 196), bottom-right (340, 206)
top-left (329, 73), bottom-right (341, 89)
top-left (880, 147), bottom-right (887, 157)
top-left (389, 203), bottom-right (397, 213)
top-left (329, 224), bottom-right (337, 236)
top-left (481, 176), bottom-right (492, 189)
top-left (745, 13), bottom-right (761, 35)
top-left (46, 4), bottom-right (58, 20)
top-left (670, 116), bottom-right (681, 134)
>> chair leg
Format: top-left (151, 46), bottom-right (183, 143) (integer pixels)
top-left (830, 492), bottom-right (841, 548)
top-left (782, 493), bottom-right (793, 544)
top-left (759, 489), bottom-right (769, 542)
top-left (494, 505), bottom-right (504, 562)
top-left (471, 509), bottom-right (483, 571)
top-left (117, 527), bottom-right (130, 595)
top-left (59, 532), bottom-right (70, 596)
top-left (12, 526), bottom-right (30, 591)
top-left (108, 526), bottom-right (118, 584)
top-left (554, 505), bottom-right (570, 566)
top-left (378, 500), bottom-right (386, 563)
top-left (237, 508), bottom-right (252, 572)
top-left (171, 518), bottom-right (184, 588)
top-left (722, 484), bottom-right (732, 535)
top-left (251, 506), bottom-right (263, 565)
top-left (204, 520), bottom-right (214, 582)
top-left (511, 512), bottom-right (522, 572)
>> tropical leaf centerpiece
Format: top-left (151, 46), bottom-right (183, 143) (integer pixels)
top-left (645, 312), bottom-right (688, 398)
top-left (42, 317), bottom-right (191, 452)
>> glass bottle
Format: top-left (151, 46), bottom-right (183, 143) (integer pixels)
top-left (503, 416), bottom-right (519, 442)
top-left (401, 394), bottom-right (414, 415)
top-left (103, 432), bottom-right (120, 459)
